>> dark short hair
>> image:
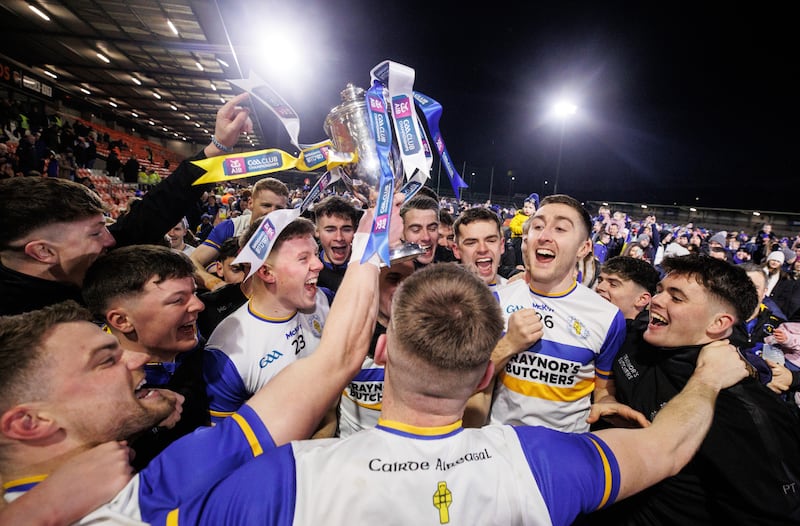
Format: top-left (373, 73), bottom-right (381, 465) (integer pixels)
top-left (312, 195), bottom-right (359, 227)
top-left (601, 256), bottom-right (660, 295)
top-left (400, 195), bottom-right (439, 219)
top-left (661, 254), bottom-right (758, 324)
top-left (0, 177), bottom-right (105, 249)
top-left (82, 244), bottom-right (196, 319)
top-left (538, 194), bottom-right (592, 239)
top-left (218, 237), bottom-right (241, 260)
top-left (438, 209), bottom-right (454, 228)
top-left (453, 207), bottom-right (502, 241)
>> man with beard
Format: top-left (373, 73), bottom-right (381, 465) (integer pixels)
top-left (0, 217), bottom-right (384, 523)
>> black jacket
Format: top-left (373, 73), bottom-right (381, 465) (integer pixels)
top-left (580, 331), bottom-right (800, 525)
top-left (0, 151), bottom-right (211, 316)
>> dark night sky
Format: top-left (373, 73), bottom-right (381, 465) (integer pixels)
top-left (233, 2), bottom-right (797, 212)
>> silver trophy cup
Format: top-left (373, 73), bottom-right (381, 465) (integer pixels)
top-left (324, 83), bottom-right (424, 263)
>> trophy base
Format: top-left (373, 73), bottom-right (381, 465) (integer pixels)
top-left (385, 243), bottom-right (427, 266)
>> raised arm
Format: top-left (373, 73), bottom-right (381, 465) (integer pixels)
top-left (595, 339), bottom-right (750, 500)
top-left (109, 93), bottom-right (252, 248)
top-left (244, 204), bottom-right (391, 445)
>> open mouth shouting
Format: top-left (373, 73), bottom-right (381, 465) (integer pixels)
top-left (649, 312), bottom-right (668, 328)
top-left (305, 277), bottom-right (318, 294)
top-left (534, 248), bottom-right (556, 263)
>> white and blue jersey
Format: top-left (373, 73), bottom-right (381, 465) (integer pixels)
top-left (338, 354), bottom-right (384, 437)
top-left (203, 289), bottom-right (331, 423)
top-left (487, 274), bottom-right (508, 292)
top-left (200, 215), bottom-right (251, 250)
top-left (3, 404), bottom-right (273, 524)
top-left (161, 420), bottom-right (621, 525)
top-left (490, 279), bottom-right (625, 432)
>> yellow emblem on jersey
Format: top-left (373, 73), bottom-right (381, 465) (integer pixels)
top-left (432, 481), bottom-right (452, 524)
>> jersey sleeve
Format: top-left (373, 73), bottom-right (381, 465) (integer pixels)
top-left (201, 219), bottom-right (235, 250)
top-left (203, 347), bottom-right (250, 423)
top-left (138, 403), bottom-right (276, 522)
top-left (513, 426), bottom-right (621, 526)
top-left (595, 309), bottom-right (626, 380)
top-left (156, 443), bottom-right (297, 526)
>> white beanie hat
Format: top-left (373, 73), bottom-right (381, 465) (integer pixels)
top-left (767, 250), bottom-right (785, 264)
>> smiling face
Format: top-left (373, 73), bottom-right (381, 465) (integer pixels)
top-left (251, 189), bottom-right (288, 223)
top-left (402, 208), bottom-right (440, 265)
top-left (38, 214), bottom-right (116, 286)
top-left (644, 273), bottom-right (726, 347)
top-left (116, 276), bottom-right (204, 362)
top-left (316, 213), bottom-right (355, 266)
top-left (44, 321), bottom-right (174, 443)
top-left (595, 271), bottom-right (650, 320)
top-left (453, 219), bottom-right (505, 285)
top-left (267, 234), bottom-right (324, 313)
top-left (167, 221), bottom-right (187, 250)
top-left (524, 203), bottom-right (592, 293)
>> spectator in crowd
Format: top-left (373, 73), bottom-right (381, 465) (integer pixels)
top-left (763, 249), bottom-right (800, 320)
top-left (44, 149), bottom-right (59, 178)
top-left (312, 195), bottom-right (359, 293)
top-left (82, 131), bottom-right (98, 169)
top-left (508, 193), bottom-right (537, 267)
top-left (81, 245), bottom-right (209, 469)
top-left (605, 221), bottom-right (626, 259)
top-left (0, 92), bottom-right (254, 315)
top-left (585, 254), bottom-right (800, 525)
top-left (728, 262), bottom-right (798, 396)
top-left (15, 132), bottom-right (38, 175)
top-left (437, 208), bottom-right (457, 252)
top-left (58, 146), bottom-right (77, 180)
top-left (754, 222), bottom-right (776, 263)
top-left (166, 262), bottom-right (752, 526)
top-left (122, 155), bottom-right (140, 184)
top-left (400, 194), bottom-right (445, 268)
top-left (166, 217), bottom-right (195, 256)
top-left (595, 255), bottom-right (659, 324)
top-left (465, 194), bottom-right (626, 432)
top-left (203, 215), bottom-right (334, 435)
top-left (105, 148), bottom-right (122, 179)
top-left (593, 229), bottom-right (612, 264)
top-left (196, 213), bottom-right (214, 242)
top-left (621, 241), bottom-right (646, 260)
top-left (452, 206), bottom-right (508, 289)
top-left (191, 177), bottom-right (289, 290)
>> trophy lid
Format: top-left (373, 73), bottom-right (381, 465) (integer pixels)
top-left (339, 83), bottom-right (364, 102)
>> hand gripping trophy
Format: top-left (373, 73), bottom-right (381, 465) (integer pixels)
top-left (324, 82), bottom-right (425, 264)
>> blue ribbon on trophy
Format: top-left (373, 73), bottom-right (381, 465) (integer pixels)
top-left (361, 81), bottom-right (395, 266)
top-left (413, 92), bottom-right (468, 201)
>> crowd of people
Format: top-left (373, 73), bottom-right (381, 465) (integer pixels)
top-left (1, 92), bottom-right (799, 525)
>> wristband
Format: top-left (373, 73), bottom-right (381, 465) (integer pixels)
top-left (211, 135), bottom-right (233, 154)
top-left (349, 233), bottom-right (381, 268)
